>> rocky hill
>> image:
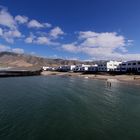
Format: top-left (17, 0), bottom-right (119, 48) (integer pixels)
top-left (0, 52), bottom-right (95, 69)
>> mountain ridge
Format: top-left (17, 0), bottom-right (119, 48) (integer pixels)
top-left (0, 52), bottom-right (96, 69)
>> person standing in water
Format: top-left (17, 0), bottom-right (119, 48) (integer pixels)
top-left (107, 81), bottom-right (111, 87)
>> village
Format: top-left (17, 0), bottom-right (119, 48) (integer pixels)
top-left (42, 60), bottom-right (140, 74)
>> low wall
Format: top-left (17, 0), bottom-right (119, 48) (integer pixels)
top-left (0, 70), bottom-right (42, 77)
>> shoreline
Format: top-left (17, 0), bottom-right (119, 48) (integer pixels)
top-left (41, 71), bottom-right (140, 85)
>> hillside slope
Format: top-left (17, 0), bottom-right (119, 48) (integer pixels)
top-left (0, 52), bottom-right (91, 69)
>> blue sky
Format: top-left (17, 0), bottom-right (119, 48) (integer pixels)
top-left (0, 0), bottom-right (140, 60)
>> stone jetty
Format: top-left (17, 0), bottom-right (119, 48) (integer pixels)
top-left (0, 69), bottom-right (42, 77)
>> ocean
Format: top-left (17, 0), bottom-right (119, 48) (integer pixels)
top-left (0, 76), bottom-right (140, 140)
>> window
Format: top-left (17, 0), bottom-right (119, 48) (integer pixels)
top-left (128, 63), bottom-right (131, 65)
top-left (122, 64), bottom-right (126, 66)
top-left (138, 62), bottom-right (140, 65)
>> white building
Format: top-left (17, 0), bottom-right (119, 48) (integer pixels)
top-left (43, 60), bottom-right (140, 73)
top-left (73, 64), bottom-right (91, 72)
top-left (120, 60), bottom-right (140, 72)
top-left (107, 61), bottom-right (122, 71)
top-left (80, 64), bottom-right (91, 72)
top-left (57, 65), bottom-right (71, 72)
top-left (98, 63), bottom-right (107, 72)
top-left (57, 65), bottom-right (76, 72)
top-left (98, 61), bottom-right (122, 72)
top-left (42, 66), bottom-right (52, 71)
top-left (70, 65), bottom-right (76, 71)
top-left (88, 64), bottom-right (98, 72)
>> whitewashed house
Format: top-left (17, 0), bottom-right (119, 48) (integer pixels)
top-left (79, 64), bottom-right (91, 72)
top-left (119, 61), bottom-right (127, 72)
top-left (120, 60), bottom-right (140, 72)
top-left (73, 65), bottom-right (81, 72)
top-left (57, 65), bottom-right (76, 72)
top-left (98, 61), bottom-right (122, 72)
top-left (70, 65), bottom-right (76, 71)
top-left (42, 66), bottom-right (52, 71)
top-left (73, 64), bottom-right (91, 72)
top-left (88, 64), bottom-right (98, 72)
top-left (98, 63), bottom-right (107, 72)
top-left (57, 65), bottom-right (71, 72)
top-left (107, 61), bottom-right (122, 71)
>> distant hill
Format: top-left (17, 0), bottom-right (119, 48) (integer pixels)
top-left (0, 52), bottom-right (96, 69)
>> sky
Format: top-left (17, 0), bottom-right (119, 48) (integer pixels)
top-left (0, 0), bottom-right (140, 60)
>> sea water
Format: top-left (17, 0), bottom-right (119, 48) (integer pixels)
top-left (0, 76), bottom-right (140, 140)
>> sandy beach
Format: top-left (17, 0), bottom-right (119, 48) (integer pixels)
top-left (41, 71), bottom-right (140, 84)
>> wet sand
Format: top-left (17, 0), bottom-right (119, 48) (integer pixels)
top-left (41, 71), bottom-right (140, 85)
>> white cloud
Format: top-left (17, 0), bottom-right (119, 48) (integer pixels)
top-left (62, 32), bottom-right (126, 53)
top-left (12, 48), bottom-right (24, 53)
top-left (0, 7), bottom-right (23, 43)
top-left (34, 36), bottom-right (59, 45)
top-left (127, 39), bottom-right (133, 46)
top-left (25, 33), bottom-right (59, 46)
top-left (0, 7), bottom-right (16, 29)
top-left (0, 44), bottom-right (11, 52)
top-left (79, 31), bottom-right (99, 39)
top-left (81, 32), bottom-right (125, 49)
top-left (50, 26), bottom-right (64, 38)
top-left (0, 44), bottom-right (24, 54)
top-left (27, 19), bottom-right (52, 29)
top-left (28, 20), bottom-right (44, 28)
top-left (0, 27), bottom-right (3, 36)
top-left (62, 43), bottom-right (79, 53)
top-left (15, 15), bottom-right (28, 24)
top-left (2, 29), bottom-right (22, 43)
top-left (44, 23), bottom-right (52, 28)
top-left (62, 31), bottom-right (140, 60)
top-left (67, 57), bottom-right (79, 60)
top-left (7, 30), bottom-right (21, 37)
top-left (0, 6), bottom-right (64, 45)
top-left (35, 36), bottom-right (50, 45)
top-left (24, 33), bottom-right (36, 44)
top-left (25, 37), bottom-right (33, 44)
top-left (121, 53), bottom-right (140, 60)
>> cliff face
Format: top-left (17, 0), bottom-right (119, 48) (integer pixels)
top-left (0, 52), bottom-right (93, 69)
